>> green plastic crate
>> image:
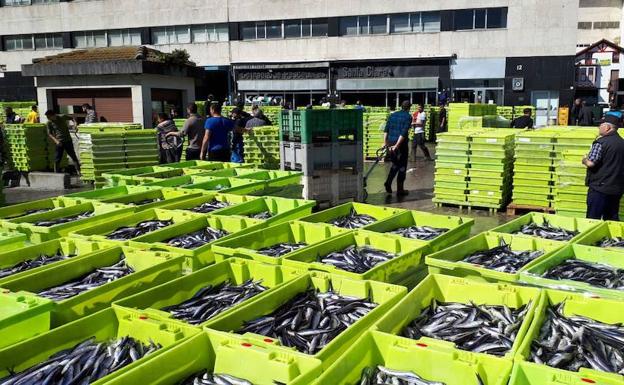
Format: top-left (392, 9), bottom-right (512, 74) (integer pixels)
top-left (212, 221), bottom-right (349, 265)
top-left (513, 184), bottom-right (552, 195)
top-left (239, 170), bottom-right (303, 189)
top-left (574, 221), bottom-right (624, 250)
top-left (0, 230), bottom-right (27, 252)
top-left (315, 331), bottom-right (512, 385)
top-left (0, 197), bottom-right (78, 220)
top-left (104, 331), bottom-right (321, 385)
top-left (93, 187), bottom-right (203, 211)
top-left (0, 289), bottom-right (54, 349)
top-left (0, 246), bottom-right (185, 326)
top-left (362, 210), bottom-right (474, 252)
top-left (514, 163), bottom-right (553, 173)
top-left (520, 244), bottom-right (624, 300)
top-left (509, 360), bottom-right (619, 385)
top-left (184, 177), bottom-right (268, 195)
top-left (141, 173), bottom-right (218, 188)
top-left (214, 196), bottom-right (315, 225)
top-left (373, 274), bottom-right (541, 362)
top-left (490, 213), bottom-right (601, 243)
top-left (299, 202), bottom-right (405, 230)
top-left (425, 232), bottom-right (565, 283)
top-left (282, 230), bottom-right (428, 284)
top-left (514, 289), bottom-right (624, 384)
top-left (207, 272), bottom-right (406, 368)
top-left (114, 258), bottom-right (299, 329)
top-left (156, 192), bottom-right (257, 214)
top-left (102, 165), bottom-right (173, 186)
top-left (0, 307), bottom-right (198, 384)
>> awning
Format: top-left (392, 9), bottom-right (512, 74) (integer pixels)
top-left (237, 79), bottom-right (328, 91)
top-left (336, 77), bottom-right (438, 91)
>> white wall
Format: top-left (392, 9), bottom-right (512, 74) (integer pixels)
top-left (577, 0), bottom-right (623, 46)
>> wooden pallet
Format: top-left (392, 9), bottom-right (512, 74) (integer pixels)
top-left (433, 200), bottom-right (502, 214)
top-left (506, 202), bottom-right (555, 216)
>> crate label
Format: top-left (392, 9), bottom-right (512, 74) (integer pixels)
top-left (454, 170), bottom-right (462, 175)
top-left (519, 138), bottom-right (531, 143)
top-left (486, 139), bottom-right (498, 143)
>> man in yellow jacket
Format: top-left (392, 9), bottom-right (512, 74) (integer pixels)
top-left (25, 105), bottom-right (39, 123)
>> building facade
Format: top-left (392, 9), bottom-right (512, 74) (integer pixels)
top-left (577, 0), bottom-right (623, 48)
top-left (0, 0), bottom-right (580, 116)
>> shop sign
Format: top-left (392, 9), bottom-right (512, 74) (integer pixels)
top-left (238, 70), bottom-right (327, 81)
top-left (599, 59), bottom-right (612, 66)
top-left (337, 66), bottom-right (395, 78)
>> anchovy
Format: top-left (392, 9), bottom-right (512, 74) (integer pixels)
top-left (133, 198), bottom-right (163, 206)
top-left (391, 225), bottom-right (449, 241)
top-left (542, 259), bottom-right (624, 290)
top-left (165, 227), bottom-right (229, 249)
top-left (190, 200), bottom-right (230, 214)
top-left (597, 237), bottom-right (624, 249)
top-left (329, 209), bottom-right (376, 229)
top-left (34, 211), bottom-right (94, 227)
top-left (513, 219), bottom-right (578, 241)
top-left (238, 289), bottom-right (377, 354)
top-left (0, 336), bottom-right (161, 385)
top-left (320, 245), bottom-right (395, 274)
top-left (461, 240), bottom-right (544, 273)
top-left (358, 366), bottom-right (446, 385)
top-left (161, 280), bottom-right (267, 325)
top-left (106, 220), bottom-right (173, 240)
top-left (5, 208), bottom-right (53, 219)
top-left (530, 303), bottom-right (624, 374)
top-left (180, 371), bottom-right (267, 385)
top-left (37, 258), bottom-right (134, 301)
top-left (249, 211), bottom-right (272, 220)
top-left (0, 250), bottom-right (76, 279)
top-left (402, 300), bottom-right (530, 357)
top-left (257, 243), bottom-right (308, 257)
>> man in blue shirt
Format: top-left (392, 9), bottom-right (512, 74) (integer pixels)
top-left (384, 100), bottom-right (412, 196)
top-left (201, 103), bottom-right (235, 161)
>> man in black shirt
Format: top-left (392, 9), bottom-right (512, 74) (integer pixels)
top-left (438, 104), bottom-right (448, 133)
top-left (511, 108), bottom-right (534, 129)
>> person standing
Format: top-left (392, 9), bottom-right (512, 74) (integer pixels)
top-left (384, 101), bottom-right (413, 196)
top-left (201, 103), bottom-right (234, 161)
top-left (411, 105), bottom-right (432, 161)
top-left (570, 98), bottom-right (582, 126)
top-left (166, 103), bottom-right (205, 161)
top-left (578, 101), bottom-right (595, 126)
top-left (438, 104), bottom-right (447, 133)
top-left (4, 107), bottom-right (17, 124)
top-left (44, 110), bottom-right (81, 173)
top-left (82, 104), bottom-right (97, 124)
top-left (26, 105), bottom-right (39, 123)
top-left (583, 116), bottom-right (624, 220)
top-left (604, 103), bottom-right (624, 127)
top-left (354, 100), bottom-right (366, 112)
top-left (245, 107), bottom-right (268, 129)
top-left (230, 107), bottom-right (251, 163)
top-left (156, 112), bottom-right (181, 164)
top-left (511, 108), bottom-right (534, 129)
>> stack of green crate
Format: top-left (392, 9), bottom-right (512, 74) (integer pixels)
top-left (497, 106), bottom-right (514, 120)
top-left (433, 131), bottom-right (477, 206)
top-left (512, 130), bottom-right (557, 207)
top-left (426, 106), bottom-right (440, 142)
top-left (78, 129), bottom-right (126, 185)
top-left (448, 103), bottom-right (470, 131)
top-left (3, 124), bottom-right (53, 172)
top-left (244, 126), bottom-right (280, 169)
top-left (364, 111), bottom-right (389, 159)
top-left (124, 129), bottom-right (159, 169)
top-left (467, 130), bottom-right (516, 210)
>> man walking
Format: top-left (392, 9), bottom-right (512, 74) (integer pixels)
top-left (384, 101), bottom-right (413, 196)
top-left (45, 110), bottom-right (80, 173)
top-left (583, 116), bottom-right (624, 220)
top-left (201, 103), bottom-right (234, 161)
top-left (411, 105), bottom-right (432, 161)
top-left (570, 98), bottom-right (582, 126)
top-left (578, 101), bottom-right (595, 126)
top-left (438, 104), bottom-right (447, 133)
top-left (166, 103), bottom-right (205, 161)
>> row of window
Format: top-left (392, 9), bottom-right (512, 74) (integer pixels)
top-left (73, 29), bottom-right (141, 48)
top-left (4, 33), bottom-right (62, 50)
top-left (340, 12), bottom-right (441, 36)
top-left (578, 21), bottom-right (620, 30)
top-left (241, 19), bottom-right (328, 40)
top-left (152, 24), bottom-right (228, 45)
top-left (1, 0), bottom-right (58, 5)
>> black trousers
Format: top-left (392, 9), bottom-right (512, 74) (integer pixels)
top-left (55, 141), bottom-right (80, 172)
top-left (208, 149), bottom-right (231, 162)
top-left (159, 147), bottom-right (180, 164)
top-left (386, 143), bottom-right (409, 189)
top-left (586, 188), bottom-right (622, 220)
top-left (412, 132), bottom-right (431, 159)
top-left (185, 148), bottom-right (201, 161)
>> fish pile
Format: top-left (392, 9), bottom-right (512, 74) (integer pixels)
top-left (249, 211), bottom-right (272, 220)
top-left (5, 208), bottom-right (52, 219)
top-left (257, 242), bottom-right (308, 257)
top-left (190, 200), bottom-right (230, 213)
top-left (358, 366), bottom-right (446, 385)
top-left (542, 259), bottom-right (624, 290)
top-left (402, 300), bottom-right (529, 356)
top-left (329, 209), bottom-right (376, 229)
top-left (106, 220), bottom-right (173, 240)
top-left (320, 245), bottom-right (395, 274)
top-left (530, 303), bottom-right (624, 374)
top-left (513, 220), bottom-right (578, 241)
top-left (0, 251), bottom-right (76, 279)
top-left (38, 259), bottom-right (134, 300)
top-left (180, 372), bottom-right (257, 385)
top-left (166, 227), bottom-right (229, 249)
top-left (391, 225), bottom-right (449, 241)
top-left (133, 198), bottom-right (163, 206)
top-left (461, 242), bottom-right (544, 273)
top-left (162, 280), bottom-right (267, 325)
top-left (0, 336), bottom-right (161, 385)
top-left (33, 211), bottom-right (94, 227)
top-left (597, 236), bottom-right (624, 249)
top-left (238, 289), bottom-right (377, 354)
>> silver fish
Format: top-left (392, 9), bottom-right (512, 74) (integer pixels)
top-left (330, 209), bottom-right (376, 229)
top-left (461, 240), bottom-right (544, 273)
top-left (166, 227), bottom-right (229, 249)
top-left (391, 226), bottom-right (449, 241)
top-left (513, 219), bottom-right (578, 241)
top-left (257, 243), bottom-right (308, 257)
top-left (106, 220), bottom-right (173, 240)
top-left (320, 245), bottom-right (395, 274)
top-left (358, 366), bottom-right (446, 385)
top-left (542, 259), bottom-right (624, 290)
top-left (190, 200), bottom-right (230, 214)
top-left (0, 250), bottom-right (76, 279)
top-left (34, 211), bottom-right (94, 227)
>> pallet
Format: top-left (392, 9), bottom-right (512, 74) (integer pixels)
top-left (433, 200), bottom-right (503, 214)
top-left (506, 202), bottom-right (555, 216)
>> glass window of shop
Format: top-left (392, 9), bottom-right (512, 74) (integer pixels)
top-left (452, 79), bottom-right (504, 104)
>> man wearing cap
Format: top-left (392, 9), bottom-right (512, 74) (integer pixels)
top-left (383, 100), bottom-right (412, 196)
top-left (583, 115), bottom-right (624, 220)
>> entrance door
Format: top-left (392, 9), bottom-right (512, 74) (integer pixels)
top-left (532, 91), bottom-right (560, 127)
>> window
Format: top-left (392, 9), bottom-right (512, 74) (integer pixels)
top-left (241, 22), bottom-right (257, 40)
top-left (108, 29), bottom-right (141, 46)
top-left (4, 34), bottom-right (62, 50)
top-left (2, 0), bottom-right (58, 5)
top-left (486, 8), bottom-right (507, 29)
top-left (358, 16), bottom-right (369, 34)
top-left (453, 8), bottom-right (507, 30)
top-left (578, 22), bottom-right (593, 30)
top-left (151, 26), bottom-right (190, 45)
top-left (285, 20), bottom-right (302, 38)
top-left (369, 15), bottom-right (387, 34)
top-left (410, 13), bottom-right (422, 32)
top-left (266, 21), bottom-right (282, 39)
top-left (421, 12), bottom-right (441, 32)
top-left (455, 9), bottom-right (475, 30)
top-left (4, 36), bottom-right (32, 51)
top-left (594, 21), bottom-right (620, 29)
top-left (390, 14), bottom-right (410, 33)
top-left (311, 19), bottom-right (328, 36)
top-left (340, 17), bottom-right (358, 36)
top-left (475, 9), bottom-right (486, 29)
top-left (34, 33), bottom-right (62, 49)
top-left (191, 24), bottom-right (228, 43)
top-left (73, 31), bottom-right (107, 48)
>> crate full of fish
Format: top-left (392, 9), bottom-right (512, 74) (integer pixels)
top-left (299, 202), bottom-right (405, 230)
top-left (212, 220), bottom-right (349, 265)
top-left (129, 216), bottom-right (266, 270)
top-left (184, 177), bottom-right (269, 195)
top-left (364, 210), bottom-right (475, 253)
top-left (0, 196), bottom-right (81, 221)
top-left (425, 232), bottom-right (564, 284)
top-left (69, 208), bottom-right (200, 244)
top-left (0, 307), bottom-right (199, 385)
top-left (520, 244), bottom-right (624, 300)
top-left (101, 165), bottom-right (175, 186)
top-left (213, 196), bottom-right (315, 225)
top-left (113, 258), bottom-right (298, 329)
top-left (63, 185), bottom-right (162, 203)
top-left (156, 192), bottom-right (257, 215)
top-left (490, 213), bottom-right (601, 243)
top-left (315, 330), bottom-right (512, 385)
top-left (514, 288), bottom-right (624, 384)
top-left (238, 169), bottom-right (303, 188)
top-left (373, 274), bottom-right (541, 363)
top-left (281, 229), bottom-right (428, 284)
top-left (206, 271), bottom-right (407, 368)
top-left (0, 246), bottom-right (185, 326)
top-left (0, 289), bottom-right (54, 349)
top-left (99, 330), bottom-right (321, 385)
top-left (85, 187), bottom-right (203, 212)
top-left (142, 173), bottom-right (222, 188)
top-left (573, 221), bottom-right (624, 251)
top-left (3, 201), bottom-right (136, 243)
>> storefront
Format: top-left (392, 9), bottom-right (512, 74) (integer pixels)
top-left (450, 58), bottom-right (505, 105)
